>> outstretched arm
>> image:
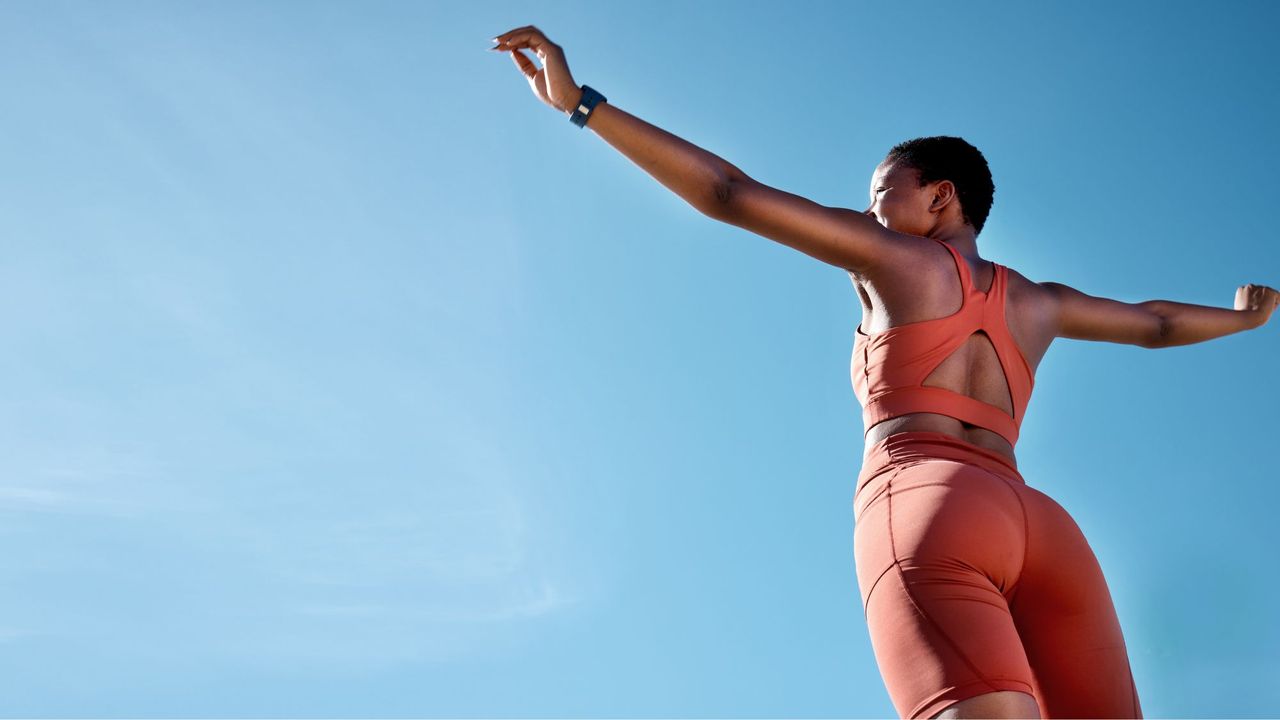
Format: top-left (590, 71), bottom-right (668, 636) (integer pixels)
top-left (574, 100), bottom-right (737, 217)
top-left (1043, 281), bottom-right (1277, 348)
top-left (491, 26), bottom-right (895, 274)
top-left (580, 102), bottom-right (897, 274)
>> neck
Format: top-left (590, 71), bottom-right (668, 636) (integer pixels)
top-left (929, 225), bottom-right (979, 258)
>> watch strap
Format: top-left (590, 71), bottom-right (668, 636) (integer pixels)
top-left (569, 85), bottom-right (606, 128)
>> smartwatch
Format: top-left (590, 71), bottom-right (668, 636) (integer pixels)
top-left (569, 85), bottom-right (606, 128)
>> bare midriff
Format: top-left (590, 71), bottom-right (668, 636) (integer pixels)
top-left (865, 413), bottom-right (1017, 468)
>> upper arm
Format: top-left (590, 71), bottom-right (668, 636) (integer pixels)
top-left (706, 176), bottom-right (901, 274)
top-left (1041, 281), bottom-right (1168, 348)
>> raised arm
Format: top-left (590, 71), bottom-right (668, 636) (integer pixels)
top-left (584, 101), bottom-right (896, 273)
top-left (1042, 281), bottom-right (1277, 348)
top-left (491, 26), bottom-right (896, 274)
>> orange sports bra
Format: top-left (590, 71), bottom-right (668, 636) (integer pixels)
top-left (851, 238), bottom-right (1036, 447)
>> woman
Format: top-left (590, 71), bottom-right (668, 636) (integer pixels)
top-left (489, 26), bottom-right (1278, 720)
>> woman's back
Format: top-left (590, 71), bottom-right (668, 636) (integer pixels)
top-left (849, 235), bottom-right (1059, 465)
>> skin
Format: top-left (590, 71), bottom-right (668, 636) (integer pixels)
top-left (492, 25), bottom-right (1278, 719)
top-left (490, 25), bottom-right (1277, 467)
top-left (853, 159), bottom-right (1052, 464)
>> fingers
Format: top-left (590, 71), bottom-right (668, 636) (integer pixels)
top-left (488, 26), bottom-right (528, 51)
top-left (509, 48), bottom-right (537, 78)
top-left (491, 25), bottom-right (558, 55)
top-left (1247, 284), bottom-right (1280, 308)
top-left (492, 24), bottom-right (543, 45)
top-left (492, 24), bottom-right (537, 44)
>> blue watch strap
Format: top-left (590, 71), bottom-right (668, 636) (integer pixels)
top-left (569, 85), bottom-right (606, 128)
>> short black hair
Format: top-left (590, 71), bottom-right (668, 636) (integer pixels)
top-left (885, 136), bottom-right (994, 236)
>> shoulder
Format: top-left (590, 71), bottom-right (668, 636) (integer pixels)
top-left (998, 265), bottom-right (1065, 341)
top-left (1006, 266), bottom-right (1062, 316)
top-left (846, 234), bottom-right (953, 287)
top-left (1005, 265), bottom-right (1055, 302)
top-left (1031, 276), bottom-right (1083, 317)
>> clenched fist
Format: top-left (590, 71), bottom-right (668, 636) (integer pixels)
top-left (1235, 283), bottom-right (1279, 327)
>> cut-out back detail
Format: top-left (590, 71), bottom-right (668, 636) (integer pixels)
top-left (851, 238), bottom-right (1036, 447)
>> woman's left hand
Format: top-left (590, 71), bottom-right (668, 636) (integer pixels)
top-left (491, 26), bottom-right (583, 114)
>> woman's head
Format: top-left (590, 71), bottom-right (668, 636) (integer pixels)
top-left (864, 136), bottom-right (994, 239)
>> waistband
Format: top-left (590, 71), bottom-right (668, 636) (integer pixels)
top-left (856, 431), bottom-right (1026, 498)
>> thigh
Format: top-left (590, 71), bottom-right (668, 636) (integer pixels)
top-left (1010, 486), bottom-right (1143, 718)
top-left (854, 460), bottom-right (1037, 719)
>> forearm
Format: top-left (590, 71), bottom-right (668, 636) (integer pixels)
top-left (570, 90), bottom-right (736, 215)
top-left (1145, 299), bottom-right (1262, 347)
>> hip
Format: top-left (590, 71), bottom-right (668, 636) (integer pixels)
top-left (855, 431), bottom-right (1027, 513)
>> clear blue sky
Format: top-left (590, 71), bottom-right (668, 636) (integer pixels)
top-left (0, 1), bottom-right (1276, 717)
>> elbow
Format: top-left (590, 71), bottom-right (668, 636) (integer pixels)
top-left (1146, 313), bottom-right (1173, 349)
top-left (713, 180), bottom-right (734, 205)
top-left (700, 178), bottom-right (737, 219)
top-left (700, 163), bottom-right (748, 218)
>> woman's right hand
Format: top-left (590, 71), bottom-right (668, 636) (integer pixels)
top-left (1235, 283), bottom-right (1279, 327)
top-left (491, 26), bottom-right (583, 115)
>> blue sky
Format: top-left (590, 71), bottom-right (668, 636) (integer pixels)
top-left (0, 0), bottom-right (1276, 716)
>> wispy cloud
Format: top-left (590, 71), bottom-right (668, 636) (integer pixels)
top-left (436, 576), bottom-right (577, 623)
top-left (297, 604), bottom-right (388, 617)
top-left (0, 448), bottom-right (194, 517)
top-left (0, 627), bottom-right (39, 644)
top-left (0, 486), bottom-right (75, 508)
top-left (0, 476), bottom-right (157, 517)
top-left (296, 577), bottom-right (576, 623)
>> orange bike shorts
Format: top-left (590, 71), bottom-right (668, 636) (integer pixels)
top-left (853, 431), bottom-right (1142, 719)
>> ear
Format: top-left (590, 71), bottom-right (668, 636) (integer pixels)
top-left (927, 180), bottom-right (958, 215)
